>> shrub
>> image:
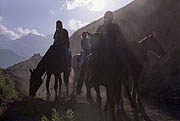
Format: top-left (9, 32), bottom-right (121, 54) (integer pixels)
top-left (0, 71), bottom-right (18, 105)
top-left (41, 108), bottom-right (75, 121)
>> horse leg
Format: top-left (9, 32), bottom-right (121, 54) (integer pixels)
top-left (124, 78), bottom-right (139, 121)
top-left (135, 77), bottom-right (151, 121)
top-left (85, 80), bottom-right (93, 102)
top-left (95, 85), bottom-right (105, 121)
top-left (76, 64), bottom-right (86, 95)
top-left (137, 96), bottom-right (151, 121)
top-left (104, 100), bottom-right (108, 111)
top-left (46, 73), bottom-right (52, 101)
top-left (72, 69), bottom-right (77, 94)
top-left (54, 74), bottom-right (59, 102)
top-left (132, 71), bottom-right (151, 121)
top-left (114, 81), bottom-right (130, 121)
top-left (64, 71), bottom-right (70, 96)
top-left (58, 76), bottom-right (62, 99)
top-left (107, 88), bottom-right (116, 121)
top-left (95, 85), bottom-right (102, 106)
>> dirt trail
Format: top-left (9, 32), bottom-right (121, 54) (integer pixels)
top-left (72, 97), bottom-right (180, 121)
top-left (1, 95), bottom-right (180, 121)
top-left (71, 96), bottom-right (102, 121)
top-left (1, 82), bottom-right (180, 121)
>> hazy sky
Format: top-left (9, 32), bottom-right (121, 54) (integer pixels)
top-left (0, 0), bottom-right (133, 39)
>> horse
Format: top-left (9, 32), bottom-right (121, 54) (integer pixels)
top-left (127, 32), bottom-right (165, 121)
top-left (77, 32), bottom-right (165, 121)
top-left (29, 45), bottom-right (71, 101)
top-left (76, 33), bottom-right (132, 121)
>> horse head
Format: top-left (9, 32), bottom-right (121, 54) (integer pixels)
top-left (29, 68), bottom-right (43, 97)
top-left (87, 32), bottom-right (104, 52)
top-left (138, 32), bottom-right (165, 59)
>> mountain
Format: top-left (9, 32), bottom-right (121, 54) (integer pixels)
top-left (69, 0), bottom-right (180, 103)
top-left (0, 49), bottom-right (25, 69)
top-left (0, 34), bottom-right (53, 58)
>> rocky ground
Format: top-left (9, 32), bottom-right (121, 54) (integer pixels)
top-left (0, 85), bottom-right (180, 121)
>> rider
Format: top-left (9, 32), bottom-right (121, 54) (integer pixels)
top-left (53, 20), bottom-right (71, 71)
top-left (96, 11), bottom-right (142, 72)
top-left (79, 32), bottom-right (91, 67)
top-left (53, 20), bottom-right (70, 48)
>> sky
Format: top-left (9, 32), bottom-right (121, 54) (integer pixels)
top-left (0, 0), bottom-right (133, 40)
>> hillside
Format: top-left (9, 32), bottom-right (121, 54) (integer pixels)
top-left (7, 53), bottom-right (72, 99)
top-left (0, 68), bottom-right (19, 116)
top-left (70, 0), bottom-right (179, 55)
top-left (7, 54), bottom-right (42, 96)
top-left (0, 49), bottom-right (25, 69)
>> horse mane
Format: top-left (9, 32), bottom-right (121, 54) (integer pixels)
top-left (34, 53), bottom-right (48, 77)
top-left (33, 45), bottom-right (59, 76)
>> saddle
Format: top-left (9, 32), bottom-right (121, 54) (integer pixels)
top-left (44, 44), bottom-right (72, 71)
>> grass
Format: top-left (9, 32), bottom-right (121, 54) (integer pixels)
top-left (41, 108), bottom-right (75, 121)
top-left (0, 68), bottom-right (19, 105)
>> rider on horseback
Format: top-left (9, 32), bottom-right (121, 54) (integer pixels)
top-left (79, 32), bottom-right (91, 67)
top-left (96, 11), bottom-right (142, 72)
top-left (53, 20), bottom-right (71, 71)
top-left (53, 20), bottom-right (70, 49)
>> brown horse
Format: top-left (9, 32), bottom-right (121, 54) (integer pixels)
top-left (77, 32), bottom-right (165, 121)
top-left (29, 45), bottom-right (71, 101)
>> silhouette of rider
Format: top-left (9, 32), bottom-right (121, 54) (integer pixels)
top-left (53, 20), bottom-right (71, 70)
top-left (79, 32), bottom-right (91, 67)
top-left (96, 11), bottom-right (142, 71)
top-left (53, 20), bottom-right (70, 49)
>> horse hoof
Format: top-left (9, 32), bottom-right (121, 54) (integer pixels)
top-left (87, 97), bottom-right (94, 103)
top-left (46, 95), bottom-right (51, 101)
top-left (55, 96), bottom-right (59, 102)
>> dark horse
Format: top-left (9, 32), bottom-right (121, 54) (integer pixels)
top-left (77, 33), bottom-right (132, 121)
top-left (29, 45), bottom-right (71, 101)
top-left (77, 32), bottom-right (165, 121)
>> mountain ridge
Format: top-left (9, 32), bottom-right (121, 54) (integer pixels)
top-left (0, 49), bottom-right (25, 69)
top-left (0, 33), bottom-right (53, 58)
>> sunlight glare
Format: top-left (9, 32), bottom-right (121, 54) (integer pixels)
top-left (88, 0), bottom-right (106, 11)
